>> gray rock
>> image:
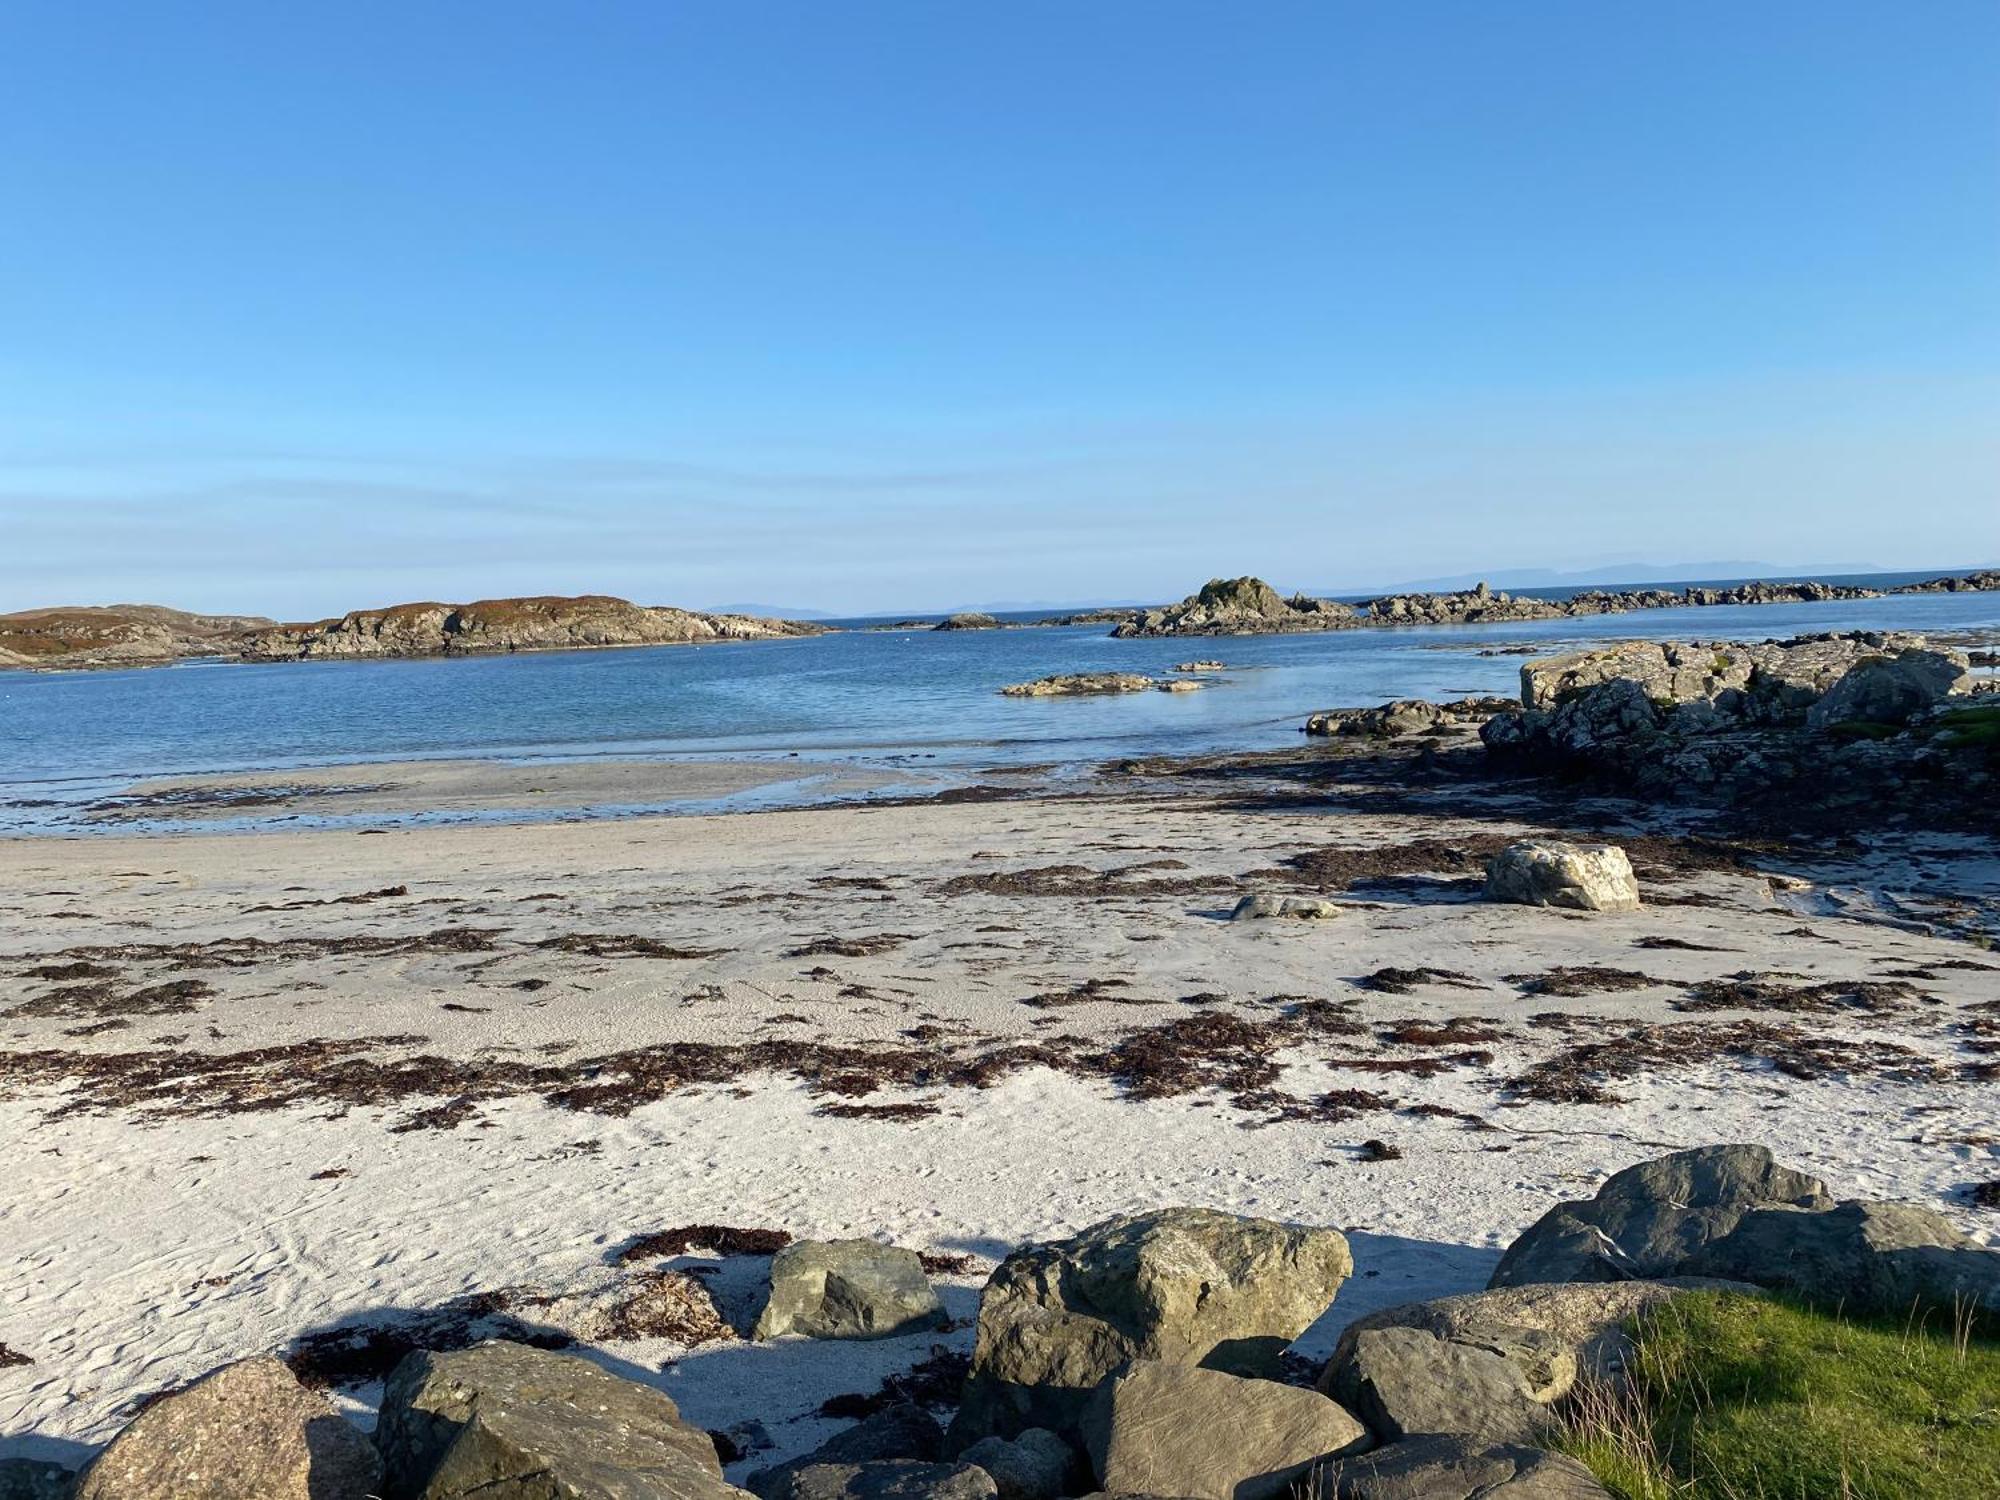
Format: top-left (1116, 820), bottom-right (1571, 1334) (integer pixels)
top-left (1320, 1328), bottom-right (1541, 1443)
top-left (1082, 1361), bottom-right (1370, 1500)
top-left (376, 1340), bottom-right (722, 1500)
top-left (1489, 1146), bottom-right (1832, 1288)
top-left (956, 1430), bottom-right (1077, 1500)
top-left (1319, 1434), bottom-right (1609, 1499)
top-left (754, 1240), bottom-right (945, 1341)
top-left (1684, 1198), bottom-right (2000, 1316)
top-left (767, 1462), bottom-right (997, 1500)
top-left (0, 1459), bottom-right (75, 1500)
top-left (1328, 1278), bottom-right (1755, 1403)
top-left (749, 1405), bottom-right (945, 1499)
top-left (950, 1208), bottom-right (1351, 1445)
top-left (71, 1355), bottom-right (380, 1500)
top-left (1483, 841), bottom-right (1640, 913)
top-left (1230, 894), bottom-right (1340, 921)
top-left (1806, 649), bottom-right (1966, 729)
top-left (418, 1399), bottom-right (747, 1499)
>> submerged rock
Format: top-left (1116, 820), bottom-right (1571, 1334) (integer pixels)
top-left (999, 674), bottom-right (1163, 697)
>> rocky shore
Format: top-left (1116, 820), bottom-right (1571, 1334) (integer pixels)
top-left (1110, 570), bottom-right (2000, 638)
top-left (4, 1146), bottom-right (1990, 1499)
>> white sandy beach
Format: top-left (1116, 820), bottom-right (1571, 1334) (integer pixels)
top-left (3, 771), bottom-right (1996, 1474)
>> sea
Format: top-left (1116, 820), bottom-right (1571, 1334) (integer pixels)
top-left (4, 571), bottom-right (1997, 835)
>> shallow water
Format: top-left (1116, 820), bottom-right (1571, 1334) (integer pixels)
top-left (4, 583), bottom-right (1997, 834)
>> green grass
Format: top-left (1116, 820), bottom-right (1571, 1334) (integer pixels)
top-left (1823, 719), bottom-right (1903, 742)
top-left (1931, 704), bottom-right (2000, 751)
top-left (1553, 1291), bottom-right (2000, 1500)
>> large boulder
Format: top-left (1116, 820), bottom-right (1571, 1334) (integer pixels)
top-left (949, 1208), bottom-right (1351, 1444)
top-left (1482, 841), bottom-right (1640, 913)
top-left (1806, 649), bottom-right (1966, 729)
top-left (764, 1463), bottom-right (997, 1500)
top-left (1081, 1361), bottom-right (1370, 1500)
top-left (1684, 1199), bottom-right (2000, 1316)
top-left (1328, 1279), bottom-right (1753, 1403)
top-left (1319, 1434), bottom-right (1609, 1499)
top-left (955, 1430), bottom-right (1077, 1500)
top-left (1320, 1328), bottom-right (1541, 1443)
top-left (375, 1341), bottom-right (725, 1499)
top-left (748, 1405), bottom-right (945, 1499)
top-left (418, 1399), bottom-right (748, 1499)
top-left (71, 1355), bottom-right (380, 1500)
top-left (1489, 1146), bottom-right (1831, 1288)
top-left (754, 1240), bottom-right (945, 1341)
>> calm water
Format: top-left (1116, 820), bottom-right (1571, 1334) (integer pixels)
top-left (4, 581), bottom-right (1998, 833)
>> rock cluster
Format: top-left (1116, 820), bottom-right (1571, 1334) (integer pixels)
top-left (1111, 578), bottom-right (1359, 637)
top-left (16, 1165), bottom-right (1996, 1499)
top-left (998, 674), bottom-right (1202, 697)
top-left (1479, 632), bottom-right (1996, 826)
top-left (1303, 697), bottom-right (1516, 738)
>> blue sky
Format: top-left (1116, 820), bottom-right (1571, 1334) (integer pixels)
top-left (2, 1), bottom-right (1994, 617)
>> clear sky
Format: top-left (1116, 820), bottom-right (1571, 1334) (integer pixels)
top-left (2, 1), bottom-right (1995, 617)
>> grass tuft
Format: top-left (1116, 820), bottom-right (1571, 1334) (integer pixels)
top-left (1552, 1290), bottom-right (2000, 1500)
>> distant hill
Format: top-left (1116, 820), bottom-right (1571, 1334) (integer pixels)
top-left (705, 602), bottom-right (838, 620)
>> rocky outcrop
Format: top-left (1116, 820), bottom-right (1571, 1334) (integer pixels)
top-left (0, 604), bottom-right (274, 670)
top-left (999, 674), bottom-right (1201, 697)
top-left (1082, 1361), bottom-right (1369, 1500)
top-left (753, 1240), bottom-right (945, 1341)
top-left (237, 595), bottom-right (821, 662)
top-left (1490, 1146), bottom-right (1832, 1288)
top-left (934, 614), bottom-right (1002, 631)
top-left (1482, 632), bottom-right (1994, 828)
top-left (1111, 578), bottom-right (1360, 637)
top-left (375, 1341), bottom-right (730, 1499)
top-left (1304, 698), bottom-right (1515, 738)
top-left (949, 1208), bottom-right (1351, 1445)
top-left (70, 1355), bottom-right (380, 1500)
top-left (1483, 842), bottom-right (1640, 913)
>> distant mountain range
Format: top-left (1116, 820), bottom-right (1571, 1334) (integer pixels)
top-left (1339, 561), bottom-right (1889, 595)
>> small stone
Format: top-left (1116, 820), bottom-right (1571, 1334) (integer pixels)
top-left (1230, 894), bottom-right (1340, 921)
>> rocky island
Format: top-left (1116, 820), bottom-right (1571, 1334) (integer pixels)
top-left (0, 595), bottom-right (822, 669)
